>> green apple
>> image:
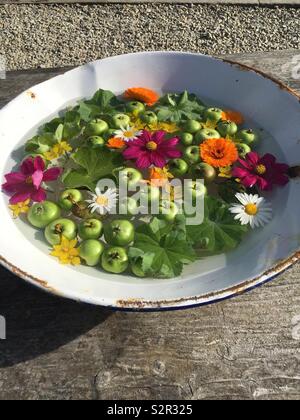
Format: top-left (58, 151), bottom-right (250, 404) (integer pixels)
top-left (182, 120), bottom-right (202, 134)
top-left (180, 132), bottom-right (194, 146)
top-left (119, 197), bottom-right (138, 216)
top-left (131, 258), bottom-right (146, 278)
top-left (236, 142), bottom-right (251, 158)
top-left (186, 180), bottom-right (207, 201)
top-left (158, 200), bottom-right (179, 222)
top-left (78, 218), bottom-right (103, 240)
top-left (195, 129), bottom-right (221, 144)
top-left (118, 167), bottom-right (143, 189)
top-left (217, 120), bottom-right (238, 137)
top-left (140, 185), bottom-right (160, 204)
top-left (79, 239), bottom-right (105, 267)
top-left (203, 107), bottom-right (223, 122)
top-left (235, 129), bottom-right (259, 145)
top-left (45, 218), bottom-right (77, 246)
top-left (125, 101), bottom-right (145, 114)
top-left (140, 111), bottom-right (158, 125)
top-left (168, 158), bottom-right (188, 177)
top-left (59, 189), bottom-right (83, 211)
top-left (104, 219), bottom-right (135, 247)
top-left (28, 201), bottom-right (61, 229)
top-left (191, 163), bottom-right (217, 183)
top-left (88, 136), bottom-right (105, 147)
top-left (86, 119), bottom-right (108, 136)
top-left (183, 146), bottom-right (200, 164)
top-left (112, 113), bottom-right (131, 129)
top-left (101, 246), bottom-right (129, 274)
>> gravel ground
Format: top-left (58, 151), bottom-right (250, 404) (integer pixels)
top-left (1, 4), bottom-right (300, 70)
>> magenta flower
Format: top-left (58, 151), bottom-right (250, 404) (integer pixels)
top-left (232, 152), bottom-right (289, 191)
top-left (2, 156), bottom-right (61, 204)
top-left (123, 130), bottom-right (182, 169)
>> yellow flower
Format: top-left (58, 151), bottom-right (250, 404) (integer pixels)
top-left (44, 141), bottom-right (72, 161)
top-left (149, 166), bottom-right (174, 187)
top-left (202, 119), bottom-right (218, 129)
top-left (219, 166), bottom-right (233, 178)
top-left (163, 183), bottom-right (183, 203)
top-left (9, 199), bottom-right (31, 218)
top-left (50, 236), bottom-right (81, 266)
top-left (129, 115), bottom-right (178, 133)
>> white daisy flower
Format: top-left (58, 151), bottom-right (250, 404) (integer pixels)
top-left (85, 186), bottom-right (118, 215)
top-left (229, 192), bottom-right (272, 229)
top-left (114, 125), bottom-right (143, 142)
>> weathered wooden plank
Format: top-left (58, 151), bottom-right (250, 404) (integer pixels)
top-left (0, 50), bottom-right (300, 400)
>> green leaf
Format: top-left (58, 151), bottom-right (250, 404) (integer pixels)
top-left (54, 124), bottom-right (64, 142)
top-left (88, 89), bottom-right (122, 114)
top-left (155, 91), bottom-right (206, 123)
top-left (25, 133), bottom-right (56, 153)
top-left (129, 217), bottom-right (196, 278)
top-left (186, 196), bottom-right (248, 256)
top-left (62, 146), bottom-right (123, 190)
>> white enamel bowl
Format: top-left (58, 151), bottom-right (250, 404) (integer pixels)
top-left (1, 52), bottom-right (300, 310)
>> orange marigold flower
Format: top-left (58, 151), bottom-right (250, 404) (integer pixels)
top-left (107, 137), bottom-right (126, 149)
top-left (124, 87), bottom-right (159, 107)
top-left (221, 110), bottom-right (244, 125)
top-left (200, 138), bottom-right (239, 168)
top-left (149, 166), bottom-right (173, 187)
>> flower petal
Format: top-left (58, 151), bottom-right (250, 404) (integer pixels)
top-left (30, 188), bottom-right (46, 202)
top-left (152, 152), bottom-right (167, 168)
top-left (43, 167), bottom-right (61, 182)
top-left (34, 156), bottom-right (45, 172)
top-left (9, 191), bottom-right (31, 204)
top-left (32, 170), bottom-right (44, 189)
top-left (20, 158), bottom-right (35, 176)
top-left (136, 152), bottom-right (152, 169)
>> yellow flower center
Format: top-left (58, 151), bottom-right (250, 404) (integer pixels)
top-left (25, 176), bottom-right (33, 184)
top-left (96, 195), bottom-right (109, 206)
top-left (146, 141), bottom-right (158, 151)
top-left (124, 130), bottom-right (134, 138)
top-left (245, 203), bottom-right (258, 216)
top-left (256, 164), bottom-right (267, 175)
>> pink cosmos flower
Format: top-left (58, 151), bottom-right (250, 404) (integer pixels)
top-left (123, 130), bottom-right (182, 169)
top-left (232, 152), bottom-right (289, 191)
top-left (2, 156), bottom-right (61, 204)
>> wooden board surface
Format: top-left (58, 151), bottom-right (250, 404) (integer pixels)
top-left (0, 50), bottom-right (300, 400)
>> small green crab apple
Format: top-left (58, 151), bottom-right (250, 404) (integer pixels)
top-left (104, 219), bottom-right (135, 247)
top-left (112, 113), bottom-right (131, 129)
top-left (186, 180), bottom-right (207, 201)
top-left (191, 162), bottom-right (217, 183)
top-left (235, 142), bottom-right (252, 158)
top-left (217, 120), bottom-right (238, 137)
top-left (79, 239), bottom-right (105, 267)
top-left (131, 258), bottom-right (147, 278)
top-left (28, 201), bottom-right (61, 229)
top-left (88, 136), bottom-right (105, 147)
top-left (180, 132), bottom-right (194, 146)
top-left (140, 111), bottom-right (158, 125)
top-left (203, 107), bottom-right (223, 122)
top-left (45, 218), bottom-right (77, 246)
top-left (195, 129), bottom-right (221, 144)
top-left (168, 158), bottom-right (189, 177)
top-left (101, 246), bottom-right (129, 274)
top-left (59, 189), bottom-right (83, 211)
top-left (182, 120), bottom-right (202, 134)
top-left (78, 218), bottom-right (103, 240)
top-left (118, 168), bottom-right (143, 189)
top-left (86, 119), bottom-right (109, 136)
top-left (119, 197), bottom-right (138, 216)
top-left (183, 146), bottom-right (200, 164)
top-left (125, 101), bottom-right (145, 114)
top-left (235, 129), bottom-right (259, 145)
top-left (158, 200), bottom-right (179, 222)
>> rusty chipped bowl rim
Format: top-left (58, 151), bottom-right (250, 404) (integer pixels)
top-left (0, 51), bottom-right (300, 311)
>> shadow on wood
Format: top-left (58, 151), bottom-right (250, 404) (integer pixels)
top-left (0, 266), bottom-right (111, 368)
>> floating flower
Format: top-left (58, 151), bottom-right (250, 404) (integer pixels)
top-left (219, 166), bottom-right (233, 179)
top-left (232, 152), bottom-right (289, 191)
top-left (2, 156), bottom-right (61, 204)
top-left (149, 166), bottom-right (174, 187)
top-left (200, 138), bottom-right (239, 168)
top-left (123, 130), bottom-right (181, 169)
top-left (86, 185), bottom-right (118, 215)
top-left (44, 141), bottom-right (72, 161)
top-left (221, 110), bottom-right (244, 125)
top-left (229, 193), bottom-right (272, 229)
top-left (124, 87), bottom-right (159, 106)
top-left (107, 137), bottom-right (126, 149)
top-left (114, 125), bottom-right (143, 142)
top-left (9, 199), bottom-right (31, 218)
top-left (50, 236), bottom-right (81, 265)
top-left (130, 116), bottom-right (178, 133)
